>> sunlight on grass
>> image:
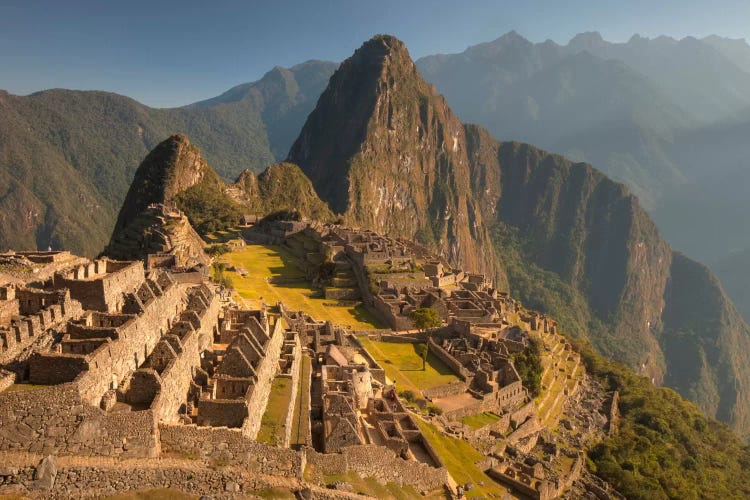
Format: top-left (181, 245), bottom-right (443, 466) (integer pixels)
top-left (416, 418), bottom-right (510, 498)
top-left (218, 245), bottom-right (382, 330)
top-left (460, 411), bottom-right (502, 430)
top-left (257, 377), bottom-right (294, 446)
top-left (358, 338), bottom-right (459, 392)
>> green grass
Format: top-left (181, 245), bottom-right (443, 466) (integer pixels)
top-left (358, 338), bottom-right (459, 393)
top-left (204, 228), bottom-right (244, 244)
top-left (257, 377), bottom-right (294, 446)
top-left (290, 355), bottom-right (312, 448)
top-left (219, 245), bottom-right (382, 330)
top-left (460, 411), bottom-right (502, 430)
top-left (416, 419), bottom-right (508, 497)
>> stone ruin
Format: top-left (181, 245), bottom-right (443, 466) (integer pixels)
top-left (0, 222), bottom-right (612, 498)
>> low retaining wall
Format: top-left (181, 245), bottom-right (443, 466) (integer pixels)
top-left (0, 382), bottom-right (159, 457)
top-left (421, 380), bottom-right (467, 400)
top-left (307, 445), bottom-right (449, 493)
top-left (159, 424), bottom-right (303, 478)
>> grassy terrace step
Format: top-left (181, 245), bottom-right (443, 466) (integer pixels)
top-left (357, 338), bottom-right (459, 394)
top-left (218, 244), bottom-right (382, 329)
top-left (416, 418), bottom-right (509, 497)
top-left (290, 355), bottom-right (312, 448)
top-left (257, 377), bottom-right (294, 446)
top-left (460, 411), bottom-right (502, 430)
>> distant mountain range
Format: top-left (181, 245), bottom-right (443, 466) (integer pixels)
top-left (283, 35), bottom-right (750, 439)
top-left (3, 31), bottom-right (750, 437)
top-left (415, 31), bottom-right (750, 324)
top-left (0, 61), bottom-right (336, 256)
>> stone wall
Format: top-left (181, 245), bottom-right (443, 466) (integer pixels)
top-left (442, 393), bottom-right (498, 421)
top-left (307, 445), bottom-right (449, 493)
top-left (197, 400), bottom-right (249, 428)
top-left (463, 413), bottom-right (511, 440)
top-left (0, 460), bottom-right (360, 499)
top-left (281, 336), bottom-right (302, 448)
top-left (53, 261), bottom-right (144, 313)
top-left (507, 415), bottom-right (542, 444)
top-left (0, 383), bottom-right (159, 457)
top-left (323, 288), bottom-right (360, 301)
top-left (427, 337), bottom-right (471, 381)
top-left (0, 298), bottom-right (19, 325)
top-left (421, 380), bottom-right (467, 400)
top-left (0, 368), bottom-right (15, 392)
top-left (152, 288), bottom-right (220, 422)
top-left (1, 292), bottom-right (82, 364)
top-left (159, 424), bottom-right (303, 478)
top-left (76, 282), bottom-right (184, 406)
top-left (242, 317), bottom-right (285, 438)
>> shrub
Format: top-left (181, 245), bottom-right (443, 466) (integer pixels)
top-left (399, 390), bottom-right (415, 402)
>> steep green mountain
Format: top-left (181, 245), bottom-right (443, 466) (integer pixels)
top-left (105, 134), bottom-right (242, 263)
top-left (468, 131), bottom-right (750, 438)
top-left (0, 61), bottom-right (336, 257)
top-left (288, 35), bottom-right (750, 439)
top-left (288, 35), bottom-right (502, 282)
top-left (578, 338), bottom-right (750, 499)
top-left (232, 162), bottom-right (333, 221)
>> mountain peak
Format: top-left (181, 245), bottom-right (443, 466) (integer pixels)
top-left (567, 31), bottom-right (606, 51)
top-left (288, 35), bottom-right (499, 278)
top-left (350, 34), bottom-right (413, 68)
top-left (112, 133), bottom-right (216, 233)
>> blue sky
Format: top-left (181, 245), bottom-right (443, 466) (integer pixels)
top-left (1, 0), bottom-right (749, 107)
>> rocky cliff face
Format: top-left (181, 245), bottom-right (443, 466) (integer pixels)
top-left (112, 134), bottom-right (214, 234)
top-left (464, 127), bottom-right (750, 437)
top-left (288, 35), bottom-right (500, 282)
top-left (232, 163), bottom-right (333, 221)
top-left (287, 35), bottom-right (750, 438)
top-left (105, 134), bottom-right (225, 266)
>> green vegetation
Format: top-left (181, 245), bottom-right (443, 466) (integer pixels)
top-left (398, 389), bottom-right (416, 402)
top-left (511, 336), bottom-right (543, 397)
top-left (357, 338), bottom-right (458, 393)
top-left (210, 263), bottom-right (233, 289)
top-left (174, 177), bottom-right (244, 235)
top-left (219, 245), bottom-right (381, 329)
top-left (257, 377), bottom-right (294, 446)
top-left (0, 60), bottom-right (337, 257)
top-left (460, 411), bottom-right (502, 430)
top-left (416, 418), bottom-right (508, 497)
top-left (236, 162), bottom-right (333, 222)
top-left (410, 307), bottom-right (441, 332)
top-left (206, 243), bottom-right (231, 256)
top-left (575, 340), bottom-right (750, 500)
top-left (490, 223), bottom-right (630, 365)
